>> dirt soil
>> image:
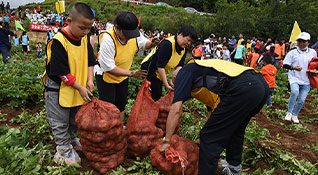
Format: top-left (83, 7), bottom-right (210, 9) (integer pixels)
top-left (0, 95), bottom-right (317, 174)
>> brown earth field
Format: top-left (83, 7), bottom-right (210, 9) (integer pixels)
top-left (0, 95), bottom-right (317, 175)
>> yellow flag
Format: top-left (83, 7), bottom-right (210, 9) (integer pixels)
top-left (55, 1), bottom-right (65, 13)
top-left (289, 21), bottom-right (301, 42)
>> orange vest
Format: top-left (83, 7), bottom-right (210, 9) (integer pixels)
top-left (250, 53), bottom-right (260, 68)
top-left (274, 44), bottom-right (285, 59)
top-left (193, 47), bottom-right (201, 57)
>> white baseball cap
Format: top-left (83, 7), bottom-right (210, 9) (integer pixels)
top-left (297, 32), bottom-right (310, 41)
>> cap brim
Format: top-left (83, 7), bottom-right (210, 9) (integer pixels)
top-left (122, 27), bottom-right (140, 39)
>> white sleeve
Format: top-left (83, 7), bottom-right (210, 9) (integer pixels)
top-left (97, 34), bottom-right (116, 73)
top-left (283, 50), bottom-right (293, 65)
top-left (137, 32), bottom-right (149, 51)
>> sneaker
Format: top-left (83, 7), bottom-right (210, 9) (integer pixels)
top-left (291, 115), bottom-right (299, 124)
top-left (217, 159), bottom-right (229, 174)
top-left (71, 138), bottom-right (82, 151)
top-left (285, 113), bottom-right (292, 121)
top-left (217, 159), bottom-right (241, 175)
top-left (54, 145), bottom-right (81, 165)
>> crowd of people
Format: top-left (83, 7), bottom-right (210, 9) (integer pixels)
top-left (191, 33), bottom-right (292, 67)
top-left (1, 2), bottom-right (318, 175)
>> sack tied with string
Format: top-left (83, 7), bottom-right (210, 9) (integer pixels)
top-left (75, 98), bottom-right (127, 174)
top-left (151, 135), bottom-right (199, 175)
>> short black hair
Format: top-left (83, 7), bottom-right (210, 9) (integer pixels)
top-left (241, 41), bottom-right (245, 45)
top-left (178, 25), bottom-right (197, 41)
top-left (263, 56), bottom-right (273, 64)
top-left (69, 3), bottom-right (94, 21)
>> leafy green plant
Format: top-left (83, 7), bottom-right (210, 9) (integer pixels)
top-left (179, 112), bottom-right (205, 142)
top-left (0, 58), bottom-right (45, 107)
top-left (10, 109), bottom-right (53, 144)
top-left (110, 157), bottom-right (161, 175)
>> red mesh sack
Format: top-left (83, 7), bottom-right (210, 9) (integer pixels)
top-left (75, 98), bottom-right (127, 174)
top-left (308, 57), bottom-right (318, 88)
top-left (151, 135), bottom-right (199, 175)
top-left (126, 79), bottom-right (164, 158)
top-left (155, 92), bottom-right (181, 134)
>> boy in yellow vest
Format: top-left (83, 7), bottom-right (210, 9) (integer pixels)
top-left (159, 59), bottom-right (269, 175)
top-left (44, 3), bottom-right (96, 165)
top-left (94, 11), bottom-right (157, 120)
top-left (141, 25), bottom-right (197, 101)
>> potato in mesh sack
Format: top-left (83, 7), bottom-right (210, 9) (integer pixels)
top-left (75, 98), bottom-right (127, 174)
top-left (126, 79), bottom-right (164, 158)
top-left (155, 92), bottom-right (181, 134)
top-left (151, 135), bottom-right (199, 175)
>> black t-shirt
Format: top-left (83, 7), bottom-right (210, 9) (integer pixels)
top-left (142, 35), bottom-right (186, 77)
top-left (172, 63), bottom-right (221, 104)
top-left (46, 30), bottom-right (96, 84)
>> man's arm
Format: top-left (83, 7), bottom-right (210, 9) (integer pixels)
top-left (159, 101), bottom-right (183, 152)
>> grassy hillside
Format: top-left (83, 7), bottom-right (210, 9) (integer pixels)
top-left (22, 0), bottom-right (216, 37)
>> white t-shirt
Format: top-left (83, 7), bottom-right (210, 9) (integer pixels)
top-left (283, 47), bottom-right (317, 85)
top-left (204, 44), bottom-right (211, 58)
top-left (94, 30), bottom-right (149, 75)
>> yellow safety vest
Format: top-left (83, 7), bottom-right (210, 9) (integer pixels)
top-left (102, 27), bottom-right (138, 84)
top-left (44, 32), bottom-right (89, 108)
top-left (141, 36), bottom-right (185, 80)
top-left (189, 59), bottom-right (254, 111)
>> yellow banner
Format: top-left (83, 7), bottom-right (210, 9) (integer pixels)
top-left (289, 21), bottom-right (301, 42)
top-left (55, 1), bottom-right (65, 13)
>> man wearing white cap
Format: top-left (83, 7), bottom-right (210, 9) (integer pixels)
top-left (283, 32), bottom-right (317, 123)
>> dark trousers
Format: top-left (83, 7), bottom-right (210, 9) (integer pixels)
top-left (146, 74), bottom-right (163, 101)
top-left (0, 47), bottom-right (10, 64)
top-left (198, 72), bottom-right (269, 175)
top-left (229, 47), bottom-right (235, 60)
top-left (96, 75), bottom-right (128, 112)
top-left (234, 59), bottom-right (244, 65)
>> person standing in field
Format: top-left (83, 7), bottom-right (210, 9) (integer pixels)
top-left (0, 21), bottom-right (13, 64)
top-left (36, 42), bottom-right (42, 59)
top-left (261, 56), bottom-right (277, 106)
top-left (231, 41), bottom-right (246, 65)
top-left (94, 11), bottom-right (157, 120)
top-left (159, 59), bottom-right (269, 175)
top-left (20, 31), bottom-right (29, 53)
top-left (141, 25), bottom-right (197, 101)
top-left (283, 32), bottom-right (317, 124)
top-left (44, 3), bottom-right (96, 165)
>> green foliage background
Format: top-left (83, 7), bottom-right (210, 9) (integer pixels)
top-left (22, 0), bottom-right (318, 42)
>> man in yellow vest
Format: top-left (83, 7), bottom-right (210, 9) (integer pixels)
top-left (94, 11), bottom-right (157, 120)
top-left (141, 25), bottom-right (197, 101)
top-left (44, 3), bottom-right (96, 165)
top-left (160, 59), bottom-right (269, 175)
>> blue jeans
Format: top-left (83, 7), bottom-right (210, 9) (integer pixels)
top-left (267, 88), bottom-right (274, 105)
top-left (287, 83), bottom-right (310, 116)
top-left (37, 51), bottom-right (42, 58)
top-left (274, 59), bottom-right (280, 66)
